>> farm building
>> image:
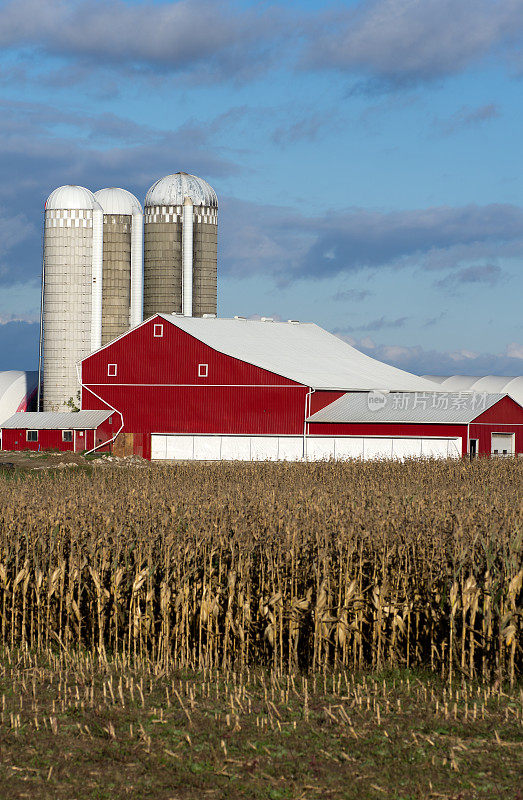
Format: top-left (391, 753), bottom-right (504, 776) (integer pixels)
top-left (77, 314), bottom-right (523, 460)
top-left (0, 411), bottom-right (115, 453)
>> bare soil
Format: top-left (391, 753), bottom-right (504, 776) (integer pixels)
top-left (0, 450), bottom-right (148, 471)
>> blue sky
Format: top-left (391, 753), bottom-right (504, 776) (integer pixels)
top-left (0, 0), bottom-right (522, 375)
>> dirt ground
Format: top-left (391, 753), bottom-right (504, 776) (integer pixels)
top-left (0, 449), bottom-right (148, 471)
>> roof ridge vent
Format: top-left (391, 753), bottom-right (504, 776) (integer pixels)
top-left (260, 317), bottom-right (274, 322)
top-left (234, 315), bottom-right (246, 320)
top-left (202, 313), bottom-right (216, 318)
top-left (287, 319), bottom-right (300, 324)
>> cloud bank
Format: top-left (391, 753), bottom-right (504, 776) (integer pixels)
top-left (1, 0), bottom-right (522, 90)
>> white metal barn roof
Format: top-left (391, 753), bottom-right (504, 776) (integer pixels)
top-left (1, 411), bottom-right (112, 430)
top-left (307, 392), bottom-right (507, 425)
top-left (423, 375), bottom-right (523, 407)
top-left (160, 315), bottom-right (441, 392)
top-left (0, 371), bottom-right (38, 425)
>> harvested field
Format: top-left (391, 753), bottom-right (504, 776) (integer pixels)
top-left (0, 459), bottom-right (521, 798)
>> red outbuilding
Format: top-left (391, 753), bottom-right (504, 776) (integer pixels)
top-left (1, 411), bottom-right (115, 453)
top-left (77, 314), bottom-right (523, 460)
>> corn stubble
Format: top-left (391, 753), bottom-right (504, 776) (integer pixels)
top-left (0, 458), bottom-right (521, 683)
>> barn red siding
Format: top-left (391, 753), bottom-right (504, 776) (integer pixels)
top-left (0, 428), bottom-right (97, 452)
top-left (467, 396), bottom-right (523, 455)
top-left (82, 317), bottom-right (303, 388)
top-left (308, 422), bottom-right (468, 455)
top-left (472, 395), bottom-right (523, 425)
top-left (469, 423), bottom-right (523, 455)
top-left (310, 391), bottom-right (345, 414)
top-left (81, 317), bottom-right (310, 458)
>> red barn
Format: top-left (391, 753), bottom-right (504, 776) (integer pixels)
top-left (78, 314), bottom-right (523, 460)
top-left (307, 391), bottom-right (523, 459)
top-left (1, 411), bottom-right (115, 453)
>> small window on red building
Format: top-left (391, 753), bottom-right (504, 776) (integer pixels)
top-left (108, 363), bottom-right (117, 377)
top-left (27, 430), bottom-right (38, 442)
top-left (198, 363), bottom-right (208, 378)
top-left (153, 324), bottom-right (164, 337)
top-left (62, 430), bottom-right (73, 442)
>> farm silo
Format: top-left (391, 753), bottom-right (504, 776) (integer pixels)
top-left (93, 188), bottom-right (143, 344)
top-left (143, 172), bottom-right (217, 318)
top-left (41, 185), bottom-right (104, 412)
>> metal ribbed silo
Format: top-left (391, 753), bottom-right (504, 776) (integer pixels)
top-left (143, 172), bottom-right (217, 318)
top-left (41, 185), bottom-right (103, 412)
top-left (93, 188), bottom-right (143, 344)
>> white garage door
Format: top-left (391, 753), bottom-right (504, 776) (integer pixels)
top-left (151, 434), bottom-right (463, 461)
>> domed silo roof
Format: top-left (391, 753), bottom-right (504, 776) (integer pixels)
top-left (94, 188), bottom-right (142, 215)
top-left (145, 173), bottom-right (218, 208)
top-left (469, 376), bottom-right (515, 394)
top-left (0, 371), bottom-right (38, 424)
top-left (423, 374), bottom-right (523, 408)
top-left (502, 376), bottom-right (523, 407)
top-left (45, 185), bottom-right (102, 211)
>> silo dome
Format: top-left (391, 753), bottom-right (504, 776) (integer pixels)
top-left (94, 187), bottom-right (142, 215)
top-left (145, 172), bottom-right (218, 208)
top-left (45, 185), bottom-right (101, 211)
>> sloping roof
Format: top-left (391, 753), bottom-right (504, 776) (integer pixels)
top-left (423, 375), bottom-right (523, 407)
top-left (1, 411), bottom-right (112, 430)
top-left (0, 371), bottom-right (38, 425)
top-left (307, 391), bottom-right (507, 425)
top-left (160, 316), bottom-right (440, 392)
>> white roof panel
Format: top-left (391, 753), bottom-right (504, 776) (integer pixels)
top-left (160, 316), bottom-right (442, 392)
top-left (1, 411), bottom-right (112, 430)
top-left (307, 391), bottom-right (508, 425)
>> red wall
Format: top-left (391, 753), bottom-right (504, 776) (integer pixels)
top-left (1, 428), bottom-right (96, 452)
top-left (81, 317), bottom-right (310, 459)
top-left (308, 422), bottom-right (468, 455)
top-left (469, 396), bottom-right (523, 455)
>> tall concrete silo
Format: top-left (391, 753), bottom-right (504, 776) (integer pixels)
top-left (93, 188), bottom-right (143, 344)
top-left (41, 185), bottom-right (104, 412)
top-left (143, 172), bottom-right (217, 318)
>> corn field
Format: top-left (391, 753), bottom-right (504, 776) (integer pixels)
top-left (0, 459), bottom-right (521, 684)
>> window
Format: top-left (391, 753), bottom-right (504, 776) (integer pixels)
top-left (107, 363), bottom-right (117, 377)
top-left (27, 430), bottom-right (38, 442)
top-left (62, 430), bottom-right (73, 443)
top-left (198, 363), bottom-right (208, 378)
top-left (153, 324), bottom-right (164, 337)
